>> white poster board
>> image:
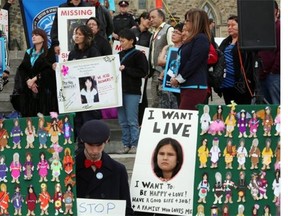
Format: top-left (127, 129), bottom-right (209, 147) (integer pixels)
top-left (130, 108), bottom-right (198, 215)
top-left (77, 198), bottom-right (126, 216)
top-left (56, 55), bottom-right (122, 113)
top-left (57, 7), bottom-right (95, 62)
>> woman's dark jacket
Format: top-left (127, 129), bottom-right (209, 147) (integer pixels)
top-left (118, 47), bottom-right (148, 94)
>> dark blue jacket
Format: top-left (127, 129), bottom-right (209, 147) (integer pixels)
top-left (178, 33), bottom-right (209, 87)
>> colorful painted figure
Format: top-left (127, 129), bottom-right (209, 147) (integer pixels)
top-left (236, 109), bottom-right (250, 138)
top-left (0, 183), bottom-right (9, 215)
top-left (10, 153), bottom-right (22, 184)
top-left (249, 138), bottom-right (261, 170)
top-left (0, 119), bottom-right (10, 151)
top-left (11, 184), bottom-right (24, 216)
top-left (209, 137), bottom-right (221, 168)
top-left (222, 204), bottom-right (229, 216)
top-left (198, 138), bottom-right (209, 168)
top-left (53, 183), bottom-right (64, 215)
top-left (26, 185), bottom-right (37, 216)
top-left (25, 118), bottom-right (36, 149)
top-left (223, 171), bottom-right (234, 204)
top-left (248, 110), bottom-right (259, 138)
top-left (0, 156), bottom-right (8, 182)
top-left (47, 113), bottom-right (62, 145)
top-left (10, 118), bottom-right (23, 149)
top-left (248, 173), bottom-right (259, 200)
top-left (236, 138), bottom-right (248, 170)
top-left (257, 171), bottom-right (268, 200)
top-left (63, 148), bottom-right (74, 175)
top-left (211, 205), bottom-right (218, 216)
top-left (223, 138), bottom-right (236, 169)
top-left (274, 105), bottom-right (280, 136)
top-left (37, 116), bottom-right (48, 149)
top-left (63, 115), bottom-right (73, 144)
top-left (38, 183), bottom-right (51, 216)
top-left (263, 205), bottom-right (271, 216)
top-left (196, 204), bottom-right (205, 216)
top-left (37, 152), bottom-right (49, 182)
top-left (200, 105), bottom-right (211, 135)
top-left (235, 171), bottom-right (248, 202)
top-left (274, 139), bottom-right (280, 170)
top-left (236, 204), bottom-right (245, 216)
top-left (272, 169), bottom-right (280, 203)
top-left (23, 152), bottom-right (34, 180)
top-left (251, 204), bottom-right (260, 216)
top-left (224, 109), bottom-right (236, 138)
top-left (257, 106), bottom-right (273, 137)
top-left (197, 172), bottom-right (210, 203)
top-left (48, 142), bottom-right (63, 159)
top-left (208, 105), bottom-right (225, 136)
top-left (63, 183), bottom-right (74, 215)
top-left (261, 138), bottom-right (273, 170)
top-left (212, 172), bottom-right (223, 204)
top-left (51, 153), bottom-right (63, 182)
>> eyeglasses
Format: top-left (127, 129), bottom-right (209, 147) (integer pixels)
top-left (184, 19), bottom-right (191, 23)
top-left (172, 30), bottom-right (182, 35)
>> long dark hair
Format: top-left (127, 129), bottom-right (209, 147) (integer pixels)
top-left (74, 25), bottom-right (94, 51)
top-left (152, 137), bottom-right (183, 179)
top-left (32, 28), bottom-right (48, 55)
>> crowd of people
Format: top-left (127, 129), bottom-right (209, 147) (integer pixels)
top-left (0, 0), bottom-right (281, 215)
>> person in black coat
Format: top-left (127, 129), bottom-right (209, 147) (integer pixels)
top-left (15, 28), bottom-right (58, 117)
top-left (76, 120), bottom-right (134, 216)
top-left (86, 17), bottom-right (112, 56)
top-left (68, 25), bottom-right (101, 140)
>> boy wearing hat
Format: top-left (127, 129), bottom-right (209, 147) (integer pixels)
top-left (112, 1), bottom-right (137, 40)
top-left (76, 120), bottom-right (134, 215)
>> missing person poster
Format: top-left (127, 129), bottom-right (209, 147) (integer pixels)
top-left (57, 7), bottom-right (95, 62)
top-left (130, 108), bottom-right (198, 215)
top-left (56, 55), bottom-right (122, 114)
top-left (162, 47), bottom-right (180, 93)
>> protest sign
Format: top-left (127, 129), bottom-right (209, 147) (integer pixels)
top-left (130, 108), bottom-right (198, 215)
top-left (77, 198), bottom-right (126, 216)
top-left (56, 55), bottom-right (122, 113)
top-left (57, 7), bottom-right (95, 62)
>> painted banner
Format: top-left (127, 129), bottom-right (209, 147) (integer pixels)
top-left (57, 7), bottom-right (95, 63)
top-left (130, 108), bottom-right (198, 215)
top-left (19, 0), bottom-right (58, 47)
top-left (56, 55), bottom-right (122, 114)
top-left (0, 114), bottom-right (77, 215)
top-left (77, 198), bottom-right (126, 216)
top-left (162, 47), bottom-right (180, 93)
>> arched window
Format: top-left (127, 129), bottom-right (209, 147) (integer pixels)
top-left (139, 0), bottom-right (147, 9)
top-left (203, 2), bottom-right (216, 20)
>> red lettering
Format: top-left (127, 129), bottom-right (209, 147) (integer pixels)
top-left (115, 45), bottom-right (122, 51)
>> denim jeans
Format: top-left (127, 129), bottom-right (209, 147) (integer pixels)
top-left (117, 93), bottom-right (140, 147)
top-left (260, 73), bottom-right (280, 104)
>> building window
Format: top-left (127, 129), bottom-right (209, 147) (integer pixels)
top-left (203, 3), bottom-right (216, 21)
top-left (139, 0), bottom-right (147, 9)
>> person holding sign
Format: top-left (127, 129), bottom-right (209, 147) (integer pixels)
top-left (68, 25), bottom-right (101, 140)
top-left (152, 137), bottom-right (183, 181)
top-left (117, 29), bottom-right (148, 154)
top-left (170, 9), bottom-right (210, 110)
top-left (76, 120), bottom-right (134, 216)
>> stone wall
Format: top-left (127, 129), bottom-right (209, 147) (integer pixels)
top-left (2, 0), bottom-right (280, 50)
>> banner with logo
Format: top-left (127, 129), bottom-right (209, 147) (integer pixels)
top-left (20, 0), bottom-right (59, 48)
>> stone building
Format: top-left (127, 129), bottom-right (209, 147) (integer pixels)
top-left (1, 0), bottom-right (279, 50)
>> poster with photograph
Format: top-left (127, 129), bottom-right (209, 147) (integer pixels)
top-left (130, 108), bottom-right (198, 215)
top-left (162, 47), bottom-right (180, 93)
top-left (56, 55), bottom-right (122, 114)
top-left (57, 7), bottom-right (95, 62)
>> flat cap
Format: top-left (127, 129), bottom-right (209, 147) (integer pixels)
top-left (119, 0), bottom-right (129, 6)
top-left (79, 120), bottom-right (110, 145)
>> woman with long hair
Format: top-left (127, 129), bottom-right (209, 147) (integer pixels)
top-left (170, 9), bottom-right (211, 110)
top-left (16, 28), bottom-right (58, 117)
